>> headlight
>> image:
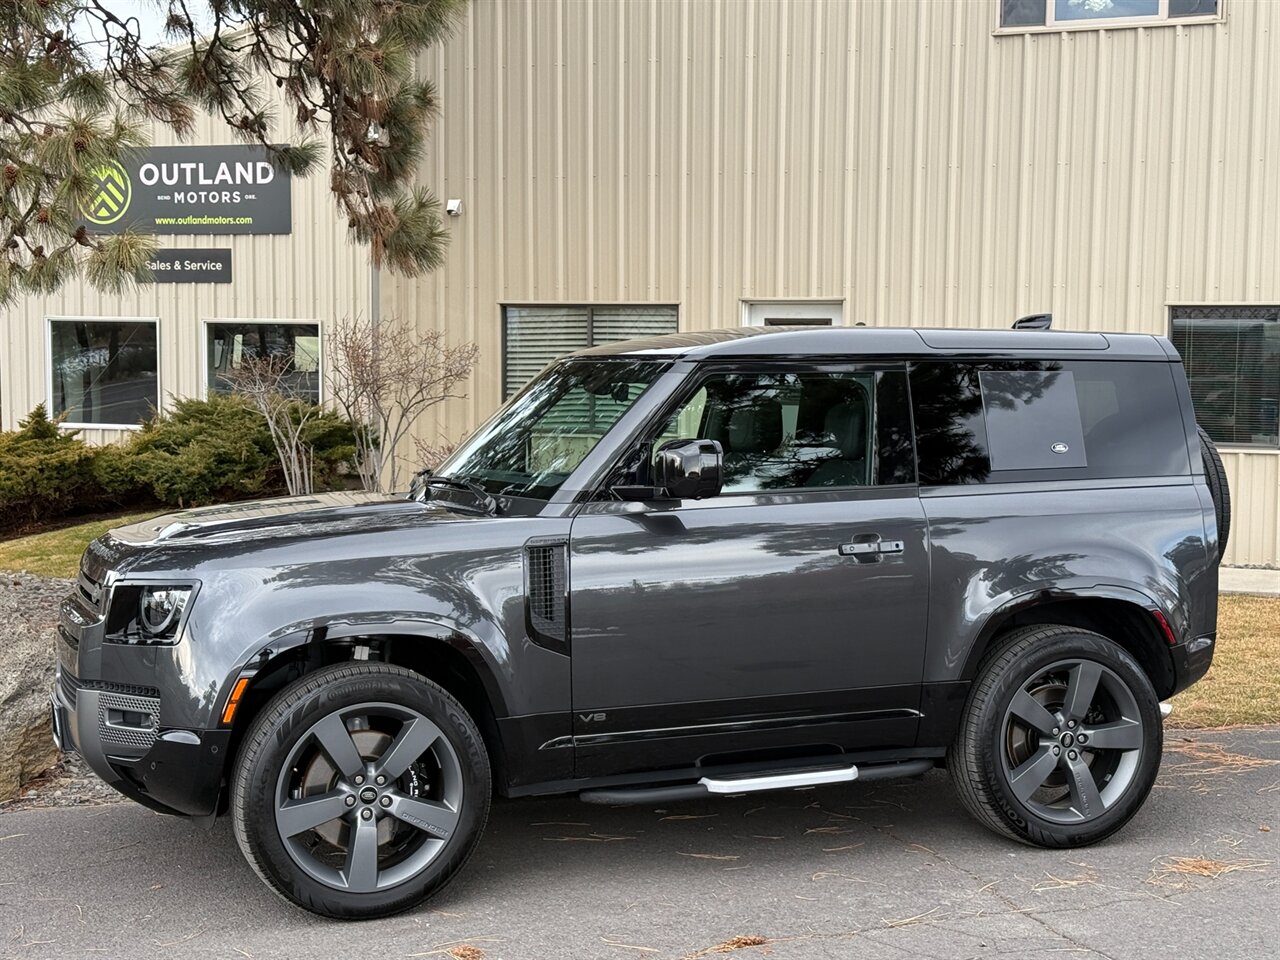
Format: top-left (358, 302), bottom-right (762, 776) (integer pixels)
top-left (104, 583), bottom-right (197, 644)
top-left (139, 587), bottom-right (190, 638)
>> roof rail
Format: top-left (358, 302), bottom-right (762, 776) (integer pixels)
top-left (1012, 313), bottom-right (1052, 330)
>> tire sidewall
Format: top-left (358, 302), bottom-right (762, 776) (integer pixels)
top-left (234, 666), bottom-right (490, 919)
top-left (976, 633), bottom-right (1162, 846)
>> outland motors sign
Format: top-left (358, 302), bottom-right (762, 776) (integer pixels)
top-left (145, 249), bottom-right (232, 283)
top-left (80, 144), bottom-right (292, 235)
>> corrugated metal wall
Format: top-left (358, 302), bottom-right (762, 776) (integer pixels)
top-left (0, 104), bottom-right (372, 442)
top-left (4, 0), bottom-right (1278, 564)
top-left (383, 0), bottom-right (1280, 564)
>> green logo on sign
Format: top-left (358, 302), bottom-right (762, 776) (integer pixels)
top-left (80, 161), bottom-right (132, 225)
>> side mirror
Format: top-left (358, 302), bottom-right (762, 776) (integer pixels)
top-left (653, 438), bottom-right (723, 500)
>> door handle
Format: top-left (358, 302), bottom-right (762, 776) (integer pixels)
top-left (838, 537), bottom-right (904, 558)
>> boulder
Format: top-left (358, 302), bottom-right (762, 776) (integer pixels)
top-left (0, 573), bottom-right (71, 800)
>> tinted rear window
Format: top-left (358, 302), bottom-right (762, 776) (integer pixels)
top-left (910, 360), bottom-right (1191, 485)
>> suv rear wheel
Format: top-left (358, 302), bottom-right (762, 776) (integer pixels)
top-left (949, 625), bottom-right (1162, 847)
top-left (231, 663), bottom-right (491, 919)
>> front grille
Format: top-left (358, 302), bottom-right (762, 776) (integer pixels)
top-left (59, 668), bottom-right (160, 704)
top-left (58, 666), bottom-right (81, 706)
top-left (97, 691), bottom-right (160, 750)
top-left (77, 570), bottom-right (105, 613)
top-left (87, 678), bottom-right (161, 699)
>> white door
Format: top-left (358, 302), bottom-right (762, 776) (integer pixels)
top-left (743, 300), bottom-right (843, 327)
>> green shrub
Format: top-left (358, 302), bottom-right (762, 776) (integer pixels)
top-left (0, 405), bottom-right (98, 530)
top-left (0, 397), bottom-right (361, 526)
top-left (126, 395), bottom-right (278, 507)
top-left (124, 395), bottom-right (360, 508)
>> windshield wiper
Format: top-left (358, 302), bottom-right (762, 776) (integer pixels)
top-left (413, 472), bottom-right (499, 514)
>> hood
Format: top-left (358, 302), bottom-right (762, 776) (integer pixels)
top-left (110, 491), bottom-right (426, 546)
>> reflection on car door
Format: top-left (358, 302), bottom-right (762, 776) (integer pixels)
top-left (567, 364), bottom-right (931, 778)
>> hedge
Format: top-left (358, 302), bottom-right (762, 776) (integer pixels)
top-left (0, 398), bottom-right (361, 534)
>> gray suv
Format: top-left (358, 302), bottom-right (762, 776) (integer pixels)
top-left (51, 325), bottom-right (1226, 919)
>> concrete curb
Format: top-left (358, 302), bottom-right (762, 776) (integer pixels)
top-left (1220, 566), bottom-right (1280, 597)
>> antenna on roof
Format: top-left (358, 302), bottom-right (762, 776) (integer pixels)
top-left (1012, 313), bottom-right (1052, 330)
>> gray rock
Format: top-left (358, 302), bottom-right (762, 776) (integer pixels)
top-left (0, 572), bottom-right (72, 800)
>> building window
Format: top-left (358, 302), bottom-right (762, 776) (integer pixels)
top-left (1170, 306), bottom-right (1280, 448)
top-left (206, 321), bottom-right (322, 403)
top-left (1000, 0), bottom-right (1219, 30)
top-left (502, 305), bottom-right (678, 398)
top-left (49, 318), bottom-right (159, 427)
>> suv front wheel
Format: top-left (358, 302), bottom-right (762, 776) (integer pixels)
top-left (949, 625), bottom-right (1162, 847)
top-left (231, 663), bottom-right (491, 919)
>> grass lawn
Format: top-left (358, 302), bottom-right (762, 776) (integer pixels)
top-left (0, 515), bottom-right (1275, 727)
top-left (0, 511), bottom-right (161, 579)
top-left (1170, 594), bottom-right (1280, 728)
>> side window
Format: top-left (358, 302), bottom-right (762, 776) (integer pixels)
top-left (910, 360), bottom-right (1190, 485)
top-left (651, 368), bottom-right (914, 493)
top-left (980, 369), bottom-right (1087, 470)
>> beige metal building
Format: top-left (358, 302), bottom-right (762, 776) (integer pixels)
top-left (5, 0), bottom-right (1279, 565)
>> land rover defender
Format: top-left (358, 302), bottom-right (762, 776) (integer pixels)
top-left (51, 325), bottom-right (1226, 918)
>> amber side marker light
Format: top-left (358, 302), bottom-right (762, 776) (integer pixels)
top-left (221, 677), bottom-right (251, 725)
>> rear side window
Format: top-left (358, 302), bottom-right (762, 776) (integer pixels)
top-left (980, 370), bottom-right (1087, 470)
top-left (910, 360), bottom-right (1190, 485)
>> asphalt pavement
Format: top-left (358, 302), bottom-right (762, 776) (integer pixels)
top-left (2, 727), bottom-right (1277, 960)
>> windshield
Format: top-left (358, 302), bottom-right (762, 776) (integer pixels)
top-left (436, 358), bottom-right (669, 500)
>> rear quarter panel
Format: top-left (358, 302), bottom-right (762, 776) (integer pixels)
top-left (922, 479), bottom-right (1218, 682)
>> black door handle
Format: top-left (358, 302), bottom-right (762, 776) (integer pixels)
top-left (838, 537), bottom-right (904, 558)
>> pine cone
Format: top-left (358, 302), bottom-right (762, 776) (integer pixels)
top-left (3, 164), bottom-right (17, 187)
top-left (35, 208), bottom-right (49, 224)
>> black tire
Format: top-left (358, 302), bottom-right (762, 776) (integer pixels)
top-left (1198, 425), bottom-right (1231, 562)
top-left (948, 625), bottom-right (1162, 848)
top-left (232, 663), bottom-right (491, 919)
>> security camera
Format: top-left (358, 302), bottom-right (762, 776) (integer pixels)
top-left (445, 198), bottom-right (463, 217)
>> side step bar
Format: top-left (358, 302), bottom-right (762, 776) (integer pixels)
top-left (579, 758), bottom-right (934, 806)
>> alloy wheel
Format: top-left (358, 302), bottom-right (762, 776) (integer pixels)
top-left (1000, 658), bottom-right (1145, 824)
top-left (274, 702), bottom-right (464, 893)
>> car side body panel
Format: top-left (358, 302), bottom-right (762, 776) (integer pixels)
top-left (920, 480), bottom-right (1218, 690)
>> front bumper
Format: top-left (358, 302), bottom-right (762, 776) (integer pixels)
top-left (53, 575), bottom-right (231, 820)
top-left (51, 664), bottom-right (229, 818)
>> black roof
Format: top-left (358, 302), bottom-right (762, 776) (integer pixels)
top-left (576, 326), bottom-right (1177, 361)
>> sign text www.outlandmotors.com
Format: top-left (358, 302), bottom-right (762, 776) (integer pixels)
top-left (144, 249), bottom-right (232, 283)
top-left (79, 144), bottom-right (292, 236)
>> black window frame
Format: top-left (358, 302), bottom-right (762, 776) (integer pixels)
top-left (501, 303), bottom-right (679, 400)
top-left (1169, 304), bottom-right (1280, 449)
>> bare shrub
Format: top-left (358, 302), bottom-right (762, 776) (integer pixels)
top-left (328, 316), bottom-right (479, 492)
top-left (222, 355), bottom-right (324, 496)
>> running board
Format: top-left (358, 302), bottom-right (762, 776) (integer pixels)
top-left (578, 758), bottom-right (934, 806)
top-left (701, 765), bottom-right (858, 794)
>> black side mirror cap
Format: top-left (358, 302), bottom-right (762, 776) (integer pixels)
top-left (653, 439), bottom-right (724, 500)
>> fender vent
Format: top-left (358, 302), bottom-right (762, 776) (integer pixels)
top-left (525, 538), bottom-right (568, 653)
